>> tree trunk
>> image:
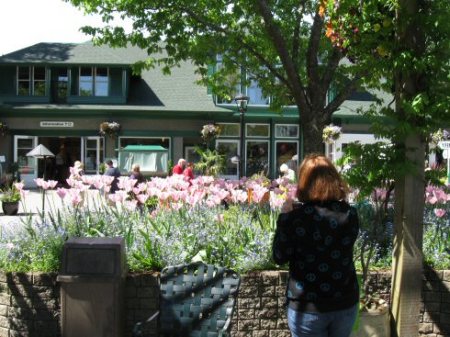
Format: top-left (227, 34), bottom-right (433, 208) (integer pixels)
top-left (390, 135), bottom-right (425, 337)
top-left (390, 1), bottom-right (426, 335)
top-left (299, 104), bottom-right (329, 155)
top-left (301, 120), bottom-right (326, 155)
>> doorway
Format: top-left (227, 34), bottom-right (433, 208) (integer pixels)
top-left (38, 137), bottom-right (81, 185)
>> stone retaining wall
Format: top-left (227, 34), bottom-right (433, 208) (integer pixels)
top-left (0, 269), bottom-right (448, 337)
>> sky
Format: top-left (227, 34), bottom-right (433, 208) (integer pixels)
top-left (0, 0), bottom-right (130, 56)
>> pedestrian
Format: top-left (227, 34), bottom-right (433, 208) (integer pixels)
top-left (183, 162), bottom-right (195, 182)
top-left (130, 163), bottom-right (145, 184)
top-left (172, 158), bottom-right (186, 175)
top-left (272, 154), bottom-right (359, 337)
top-left (104, 159), bottom-right (121, 193)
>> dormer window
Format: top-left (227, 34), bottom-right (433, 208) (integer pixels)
top-left (79, 67), bottom-right (109, 96)
top-left (17, 66), bottom-right (46, 96)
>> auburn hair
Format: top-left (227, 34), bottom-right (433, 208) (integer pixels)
top-left (296, 154), bottom-right (348, 202)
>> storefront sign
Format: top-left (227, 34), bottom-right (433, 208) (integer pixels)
top-left (40, 121), bottom-right (74, 128)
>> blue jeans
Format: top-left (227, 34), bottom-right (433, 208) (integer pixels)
top-left (287, 304), bottom-right (358, 337)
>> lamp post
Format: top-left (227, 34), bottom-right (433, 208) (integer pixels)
top-left (234, 94), bottom-right (249, 178)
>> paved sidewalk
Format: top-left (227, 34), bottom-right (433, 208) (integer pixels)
top-left (0, 189), bottom-right (103, 227)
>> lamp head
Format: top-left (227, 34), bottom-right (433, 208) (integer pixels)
top-left (234, 94), bottom-right (249, 112)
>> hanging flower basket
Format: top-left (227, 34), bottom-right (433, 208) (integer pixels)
top-left (0, 122), bottom-right (9, 137)
top-left (200, 124), bottom-right (220, 149)
top-left (99, 121), bottom-right (121, 138)
top-left (322, 124), bottom-right (342, 144)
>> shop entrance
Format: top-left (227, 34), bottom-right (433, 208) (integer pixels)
top-left (14, 135), bottom-right (104, 188)
top-left (38, 137), bottom-right (81, 185)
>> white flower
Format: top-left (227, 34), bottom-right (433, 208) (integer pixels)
top-left (322, 124), bottom-right (342, 144)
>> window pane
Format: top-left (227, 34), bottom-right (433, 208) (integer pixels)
top-left (34, 67), bottom-right (46, 80)
top-left (247, 79), bottom-right (269, 105)
top-left (95, 67), bottom-right (108, 96)
top-left (33, 81), bottom-right (46, 96)
top-left (217, 141), bottom-right (239, 176)
top-left (84, 150), bottom-right (98, 172)
top-left (80, 67), bottom-right (93, 96)
top-left (217, 123), bottom-right (239, 137)
top-left (246, 124), bottom-right (270, 137)
top-left (17, 153), bottom-right (36, 175)
top-left (18, 67), bottom-right (30, 80)
top-left (246, 141), bottom-right (269, 177)
top-left (17, 138), bottom-right (34, 148)
top-left (275, 125), bottom-right (299, 138)
top-left (18, 82), bottom-right (30, 95)
top-left (56, 69), bottom-right (68, 100)
top-left (276, 142), bottom-right (298, 175)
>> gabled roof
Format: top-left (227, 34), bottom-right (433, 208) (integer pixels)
top-left (0, 42), bottom-right (149, 65)
top-left (0, 42), bottom-right (231, 113)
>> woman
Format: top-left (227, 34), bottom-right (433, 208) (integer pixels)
top-left (273, 154), bottom-right (359, 337)
top-left (130, 163), bottom-right (145, 184)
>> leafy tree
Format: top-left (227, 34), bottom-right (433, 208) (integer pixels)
top-left (67, 0), bottom-right (373, 154)
top-left (327, 0), bottom-right (450, 334)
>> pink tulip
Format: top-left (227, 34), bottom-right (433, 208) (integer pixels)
top-left (433, 208), bottom-right (446, 218)
top-left (56, 188), bottom-right (68, 199)
top-left (136, 194), bottom-right (149, 204)
top-left (34, 178), bottom-right (44, 187)
top-left (13, 182), bottom-right (24, 191)
top-left (47, 180), bottom-right (58, 189)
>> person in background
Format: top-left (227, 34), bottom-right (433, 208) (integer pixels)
top-left (172, 158), bottom-right (186, 175)
top-left (130, 163), bottom-right (145, 184)
top-left (183, 162), bottom-right (195, 181)
top-left (73, 161), bottom-right (84, 177)
top-left (279, 163), bottom-right (296, 183)
top-left (273, 154), bottom-right (359, 337)
top-left (104, 159), bottom-right (121, 193)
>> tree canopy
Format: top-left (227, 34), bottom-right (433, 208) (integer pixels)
top-left (67, 0), bottom-right (373, 154)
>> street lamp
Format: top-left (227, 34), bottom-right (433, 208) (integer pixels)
top-left (234, 94), bottom-right (249, 178)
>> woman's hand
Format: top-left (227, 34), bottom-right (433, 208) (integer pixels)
top-left (281, 199), bottom-right (293, 213)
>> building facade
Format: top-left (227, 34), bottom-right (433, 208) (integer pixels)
top-left (0, 42), bottom-right (368, 187)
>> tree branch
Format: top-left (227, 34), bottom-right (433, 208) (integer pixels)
top-left (182, 7), bottom-right (291, 91)
top-left (306, 9), bottom-right (324, 93)
top-left (324, 72), bottom-right (366, 117)
top-left (255, 0), bottom-right (309, 110)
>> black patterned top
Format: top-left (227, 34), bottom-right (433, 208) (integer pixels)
top-left (273, 200), bottom-right (360, 312)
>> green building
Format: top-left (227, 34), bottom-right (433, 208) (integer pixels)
top-left (0, 42), bottom-right (369, 187)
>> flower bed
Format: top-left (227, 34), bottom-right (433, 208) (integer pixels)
top-left (0, 175), bottom-right (296, 273)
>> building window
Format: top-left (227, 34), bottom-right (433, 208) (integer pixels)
top-left (17, 66), bottom-right (46, 96)
top-left (216, 123), bottom-right (240, 137)
top-left (95, 67), bottom-right (108, 96)
top-left (246, 140), bottom-right (270, 177)
top-left (275, 124), bottom-right (299, 138)
top-left (247, 78), bottom-right (269, 105)
top-left (275, 141), bottom-right (298, 176)
top-left (246, 124), bottom-right (270, 138)
top-left (79, 67), bottom-right (109, 96)
top-left (216, 140), bottom-right (239, 178)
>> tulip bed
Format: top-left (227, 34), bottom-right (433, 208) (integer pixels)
top-left (0, 172), bottom-right (448, 273)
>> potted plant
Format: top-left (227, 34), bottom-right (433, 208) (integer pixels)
top-left (1, 182), bottom-right (22, 215)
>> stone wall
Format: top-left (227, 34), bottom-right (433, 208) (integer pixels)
top-left (0, 269), bottom-right (448, 337)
